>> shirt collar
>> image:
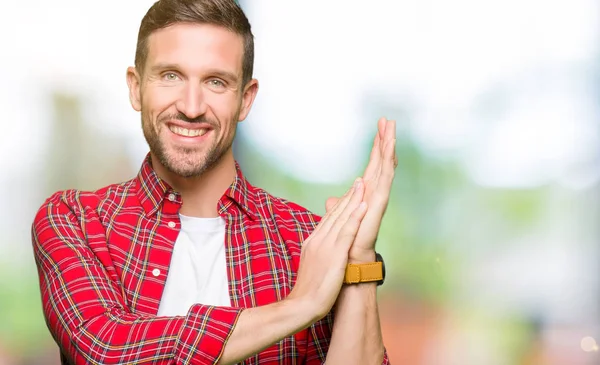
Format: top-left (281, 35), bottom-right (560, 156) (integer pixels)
top-left (135, 153), bottom-right (257, 220)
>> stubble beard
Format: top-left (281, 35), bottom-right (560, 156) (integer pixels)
top-left (141, 111), bottom-right (237, 178)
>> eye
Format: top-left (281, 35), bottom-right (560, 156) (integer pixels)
top-left (163, 72), bottom-right (180, 81)
top-left (208, 79), bottom-right (225, 88)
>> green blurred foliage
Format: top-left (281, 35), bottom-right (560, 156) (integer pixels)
top-left (0, 262), bottom-right (49, 356)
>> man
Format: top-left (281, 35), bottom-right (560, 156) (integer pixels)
top-left (31, 0), bottom-right (396, 364)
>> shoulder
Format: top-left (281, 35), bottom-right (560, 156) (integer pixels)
top-left (33, 178), bottom-right (138, 226)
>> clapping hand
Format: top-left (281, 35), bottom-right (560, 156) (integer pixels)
top-left (325, 117), bottom-right (397, 263)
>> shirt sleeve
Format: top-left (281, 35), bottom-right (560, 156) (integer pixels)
top-left (305, 313), bottom-right (390, 364)
top-left (32, 193), bottom-right (243, 365)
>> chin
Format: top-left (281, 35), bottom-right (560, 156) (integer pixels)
top-left (167, 162), bottom-right (208, 178)
top-left (172, 158), bottom-right (210, 177)
top-left (154, 148), bottom-right (205, 177)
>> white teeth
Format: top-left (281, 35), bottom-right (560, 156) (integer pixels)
top-left (169, 126), bottom-right (208, 137)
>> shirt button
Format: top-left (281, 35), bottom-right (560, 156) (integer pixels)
top-left (152, 269), bottom-right (161, 277)
top-left (168, 221), bottom-right (176, 229)
top-left (168, 193), bottom-right (176, 202)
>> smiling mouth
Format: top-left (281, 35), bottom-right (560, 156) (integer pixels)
top-left (168, 125), bottom-right (209, 137)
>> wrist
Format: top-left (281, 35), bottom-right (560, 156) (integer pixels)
top-left (348, 248), bottom-right (376, 264)
top-left (284, 291), bottom-right (325, 325)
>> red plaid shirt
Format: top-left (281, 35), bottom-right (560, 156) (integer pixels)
top-left (32, 155), bottom-right (389, 365)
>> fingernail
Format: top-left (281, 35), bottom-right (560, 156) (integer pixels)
top-left (354, 178), bottom-right (362, 187)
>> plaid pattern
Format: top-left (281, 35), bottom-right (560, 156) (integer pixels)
top-left (32, 154), bottom-right (389, 365)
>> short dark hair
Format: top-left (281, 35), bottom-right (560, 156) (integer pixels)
top-left (135, 0), bottom-right (254, 86)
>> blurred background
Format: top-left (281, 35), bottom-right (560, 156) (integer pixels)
top-left (1, 0), bottom-right (599, 364)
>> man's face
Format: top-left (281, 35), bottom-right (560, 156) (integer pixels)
top-left (127, 23), bottom-right (257, 178)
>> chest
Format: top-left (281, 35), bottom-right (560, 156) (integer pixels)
top-left (102, 212), bottom-right (304, 315)
top-left (83, 202), bottom-right (317, 364)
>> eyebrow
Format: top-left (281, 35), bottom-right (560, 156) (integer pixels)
top-left (206, 69), bottom-right (240, 83)
top-left (149, 63), bottom-right (239, 83)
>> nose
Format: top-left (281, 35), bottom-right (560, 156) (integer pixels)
top-left (176, 81), bottom-right (208, 119)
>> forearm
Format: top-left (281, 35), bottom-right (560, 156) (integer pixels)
top-left (44, 302), bottom-right (242, 365)
top-left (46, 287), bottom-right (312, 365)
top-left (325, 252), bottom-right (385, 365)
top-left (218, 297), bottom-right (314, 365)
top-left (326, 284), bottom-right (385, 364)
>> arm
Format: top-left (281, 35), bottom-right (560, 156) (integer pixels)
top-left (321, 118), bottom-right (397, 364)
top-left (304, 282), bottom-right (389, 365)
top-left (33, 182), bottom-right (367, 365)
top-left (33, 196), bottom-right (240, 365)
top-left (220, 178), bottom-right (368, 364)
top-left (326, 256), bottom-right (388, 365)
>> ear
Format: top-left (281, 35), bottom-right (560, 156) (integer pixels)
top-left (237, 78), bottom-right (259, 121)
top-left (126, 66), bottom-right (142, 112)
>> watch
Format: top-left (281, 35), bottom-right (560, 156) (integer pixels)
top-left (343, 252), bottom-right (385, 286)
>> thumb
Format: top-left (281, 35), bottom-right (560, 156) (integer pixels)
top-left (325, 197), bottom-right (340, 213)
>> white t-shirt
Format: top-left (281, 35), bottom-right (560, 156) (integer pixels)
top-left (157, 214), bottom-right (230, 316)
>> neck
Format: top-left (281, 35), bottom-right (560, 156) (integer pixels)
top-left (151, 150), bottom-right (236, 218)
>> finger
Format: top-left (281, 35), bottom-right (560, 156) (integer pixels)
top-left (383, 121), bottom-right (396, 175)
top-left (325, 197), bottom-right (340, 213)
top-left (381, 136), bottom-right (396, 186)
top-left (362, 138), bottom-right (379, 181)
top-left (385, 119), bottom-right (396, 142)
top-left (378, 117), bottom-right (388, 155)
top-left (363, 133), bottom-right (381, 181)
top-left (325, 178), bottom-right (366, 242)
top-left (375, 119), bottom-right (396, 181)
top-left (368, 137), bottom-right (396, 215)
top-left (336, 201), bottom-right (368, 251)
top-left (363, 117), bottom-right (387, 180)
top-left (316, 179), bottom-right (359, 235)
top-left (310, 188), bottom-right (351, 239)
top-left (378, 117), bottom-right (387, 140)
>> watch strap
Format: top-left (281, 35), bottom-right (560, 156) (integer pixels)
top-left (343, 262), bottom-right (384, 284)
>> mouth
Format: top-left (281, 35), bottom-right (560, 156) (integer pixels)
top-left (168, 125), bottom-right (209, 137)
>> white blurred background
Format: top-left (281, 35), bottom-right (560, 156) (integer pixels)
top-left (1, 1), bottom-right (599, 364)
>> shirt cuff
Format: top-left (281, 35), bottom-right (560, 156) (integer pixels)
top-left (174, 304), bottom-right (244, 365)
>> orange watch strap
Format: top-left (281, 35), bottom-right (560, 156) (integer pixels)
top-left (343, 262), bottom-right (383, 284)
